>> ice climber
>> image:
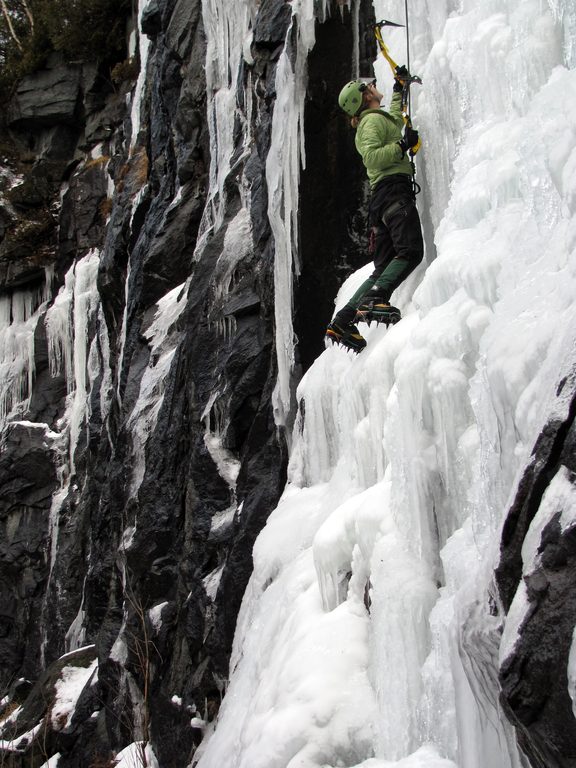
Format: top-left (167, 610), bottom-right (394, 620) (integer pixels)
top-left (326, 71), bottom-right (424, 352)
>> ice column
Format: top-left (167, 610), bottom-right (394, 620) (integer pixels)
top-left (266, 0), bottom-right (335, 426)
top-left (0, 274), bottom-right (52, 426)
top-left (547, 0), bottom-right (576, 67)
top-left (201, 0), bottom-right (258, 234)
top-left (45, 251), bottom-right (101, 473)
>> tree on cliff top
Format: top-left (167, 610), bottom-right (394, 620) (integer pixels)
top-left (0, 0), bottom-right (132, 96)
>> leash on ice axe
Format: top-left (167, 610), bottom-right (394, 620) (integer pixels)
top-left (374, 18), bottom-right (422, 157)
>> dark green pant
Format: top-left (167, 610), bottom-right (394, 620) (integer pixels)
top-left (335, 175), bottom-right (424, 326)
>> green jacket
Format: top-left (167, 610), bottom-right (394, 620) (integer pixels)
top-left (355, 92), bottom-right (413, 188)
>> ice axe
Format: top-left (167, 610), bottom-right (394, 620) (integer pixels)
top-left (374, 19), bottom-right (405, 74)
top-left (374, 19), bottom-right (421, 88)
top-left (374, 18), bottom-right (422, 155)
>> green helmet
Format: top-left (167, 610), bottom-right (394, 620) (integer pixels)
top-left (338, 79), bottom-right (374, 117)
top-left (338, 80), bottom-right (364, 117)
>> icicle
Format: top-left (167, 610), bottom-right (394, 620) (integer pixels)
top-left (0, 284), bottom-right (49, 426)
top-left (201, 0), bottom-right (258, 231)
top-left (127, 347), bottom-right (175, 495)
top-left (200, 387), bottom-right (241, 493)
top-left (65, 575), bottom-right (88, 652)
top-left (212, 207), bottom-right (253, 307)
top-left (129, 0), bottom-right (152, 151)
top-left (45, 268), bottom-right (75, 387)
top-left (45, 251), bottom-right (101, 473)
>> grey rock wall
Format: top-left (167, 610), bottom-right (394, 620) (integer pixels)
top-left (496, 369), bottom-right (576, 768)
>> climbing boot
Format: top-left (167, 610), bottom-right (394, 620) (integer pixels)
top-left (356, 290), bottom-right (401, 326)
top-left (325, 322), bottom-right (367, 353)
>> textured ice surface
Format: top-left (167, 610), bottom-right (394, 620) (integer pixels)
top-left (0, 274), bottom-right (52, 426)
top-left (45, 250), bottom-right (101, 472)
top-left (197, 1), bottom-right (576, 767)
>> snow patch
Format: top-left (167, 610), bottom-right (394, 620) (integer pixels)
top-left (51, 659), bottom-right (97, 731)
top-left (148, 602), bottom-right (168, 631)
top-left (115, 741), bottom-right (160, 768)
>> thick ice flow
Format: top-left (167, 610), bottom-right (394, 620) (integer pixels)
top-left (201, 0), bottom-right (258, 232)
top-left (0, 275), bottom-right (52, 426)
top-left (197, 1), bottom-right (576, 767)
top-left (45, 251), bottom-right (101, 473)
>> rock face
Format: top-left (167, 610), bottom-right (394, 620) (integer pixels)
top-left (0, 422), bottom-right (60, 686)
top-left (0, 1), bottom-right (369, 765)
top-left (496, 370), bottom-right (576, 768)
top-left (8, 55), bottom-right (82, 128)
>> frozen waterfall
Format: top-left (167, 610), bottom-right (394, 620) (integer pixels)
top-left (195, 0), bottom-right (576, 767)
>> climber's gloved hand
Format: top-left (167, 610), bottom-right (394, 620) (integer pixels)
top-left (398, 125), bottom-right (419, 156)
top-left (393, 64), bottom-right (409, 92)
top-left (403, 125), bottom-right (419, 149)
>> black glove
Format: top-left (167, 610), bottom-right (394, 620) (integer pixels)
top-left (398, 126), bottom-right (419, 156)
top-left (403, 125), bottom-right (419, 149)
top-left (393, 64), bottom-right (409, 92)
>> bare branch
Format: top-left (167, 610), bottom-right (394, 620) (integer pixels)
top-left (20, 0), bottom-right (33, 31)
top-left (0, 0), bottom-right (23, 51)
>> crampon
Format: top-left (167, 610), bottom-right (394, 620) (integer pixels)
top-left (356, 302), bottom-right (401, 327)
top-left (325, 322), bottom-right (367, 353)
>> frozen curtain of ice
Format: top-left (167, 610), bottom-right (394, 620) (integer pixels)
top-left (196, 0), bottom-right (576, 767)
top-left (1, 0), bottom-right (575, 764)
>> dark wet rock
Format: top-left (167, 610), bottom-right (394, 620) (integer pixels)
top-left (140, 183), bottom-right (205, 306)
top-left (496, 370), bottom-right (576, 768)
top-left (174, 70), bottom-right (207, 184)
top-left (253, 0), bottom-right (293, 47)
top-left (296, 0), bottom-right (375, 372)
top-left (8, 59), bottom-right (82, 129)
top-left (34, 125), bottom-right (80, 163)
top-left (142, 0), bottom-right (163, 36)
top-left (0, 207), bottom-right (56, 289)
top-left (7, 176), bottom-right (51, 209)
top-left (0, 422), bottom-right (59, 691)
top-left (166, 0), bottom-right (202, 61)
top-left (224, 284), bottom-right (261, 318)
top-left (58, 159), bottom-right (110, 272)
top-left (84, 92), bottom-right (127, 148)
top-left (0, 200), bottom-right (17, 242)
top-left (0, 645), bottom-right (99, 765)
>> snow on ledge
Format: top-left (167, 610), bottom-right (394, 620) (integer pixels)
top-left (51, 658), bottom-right (98, 731)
